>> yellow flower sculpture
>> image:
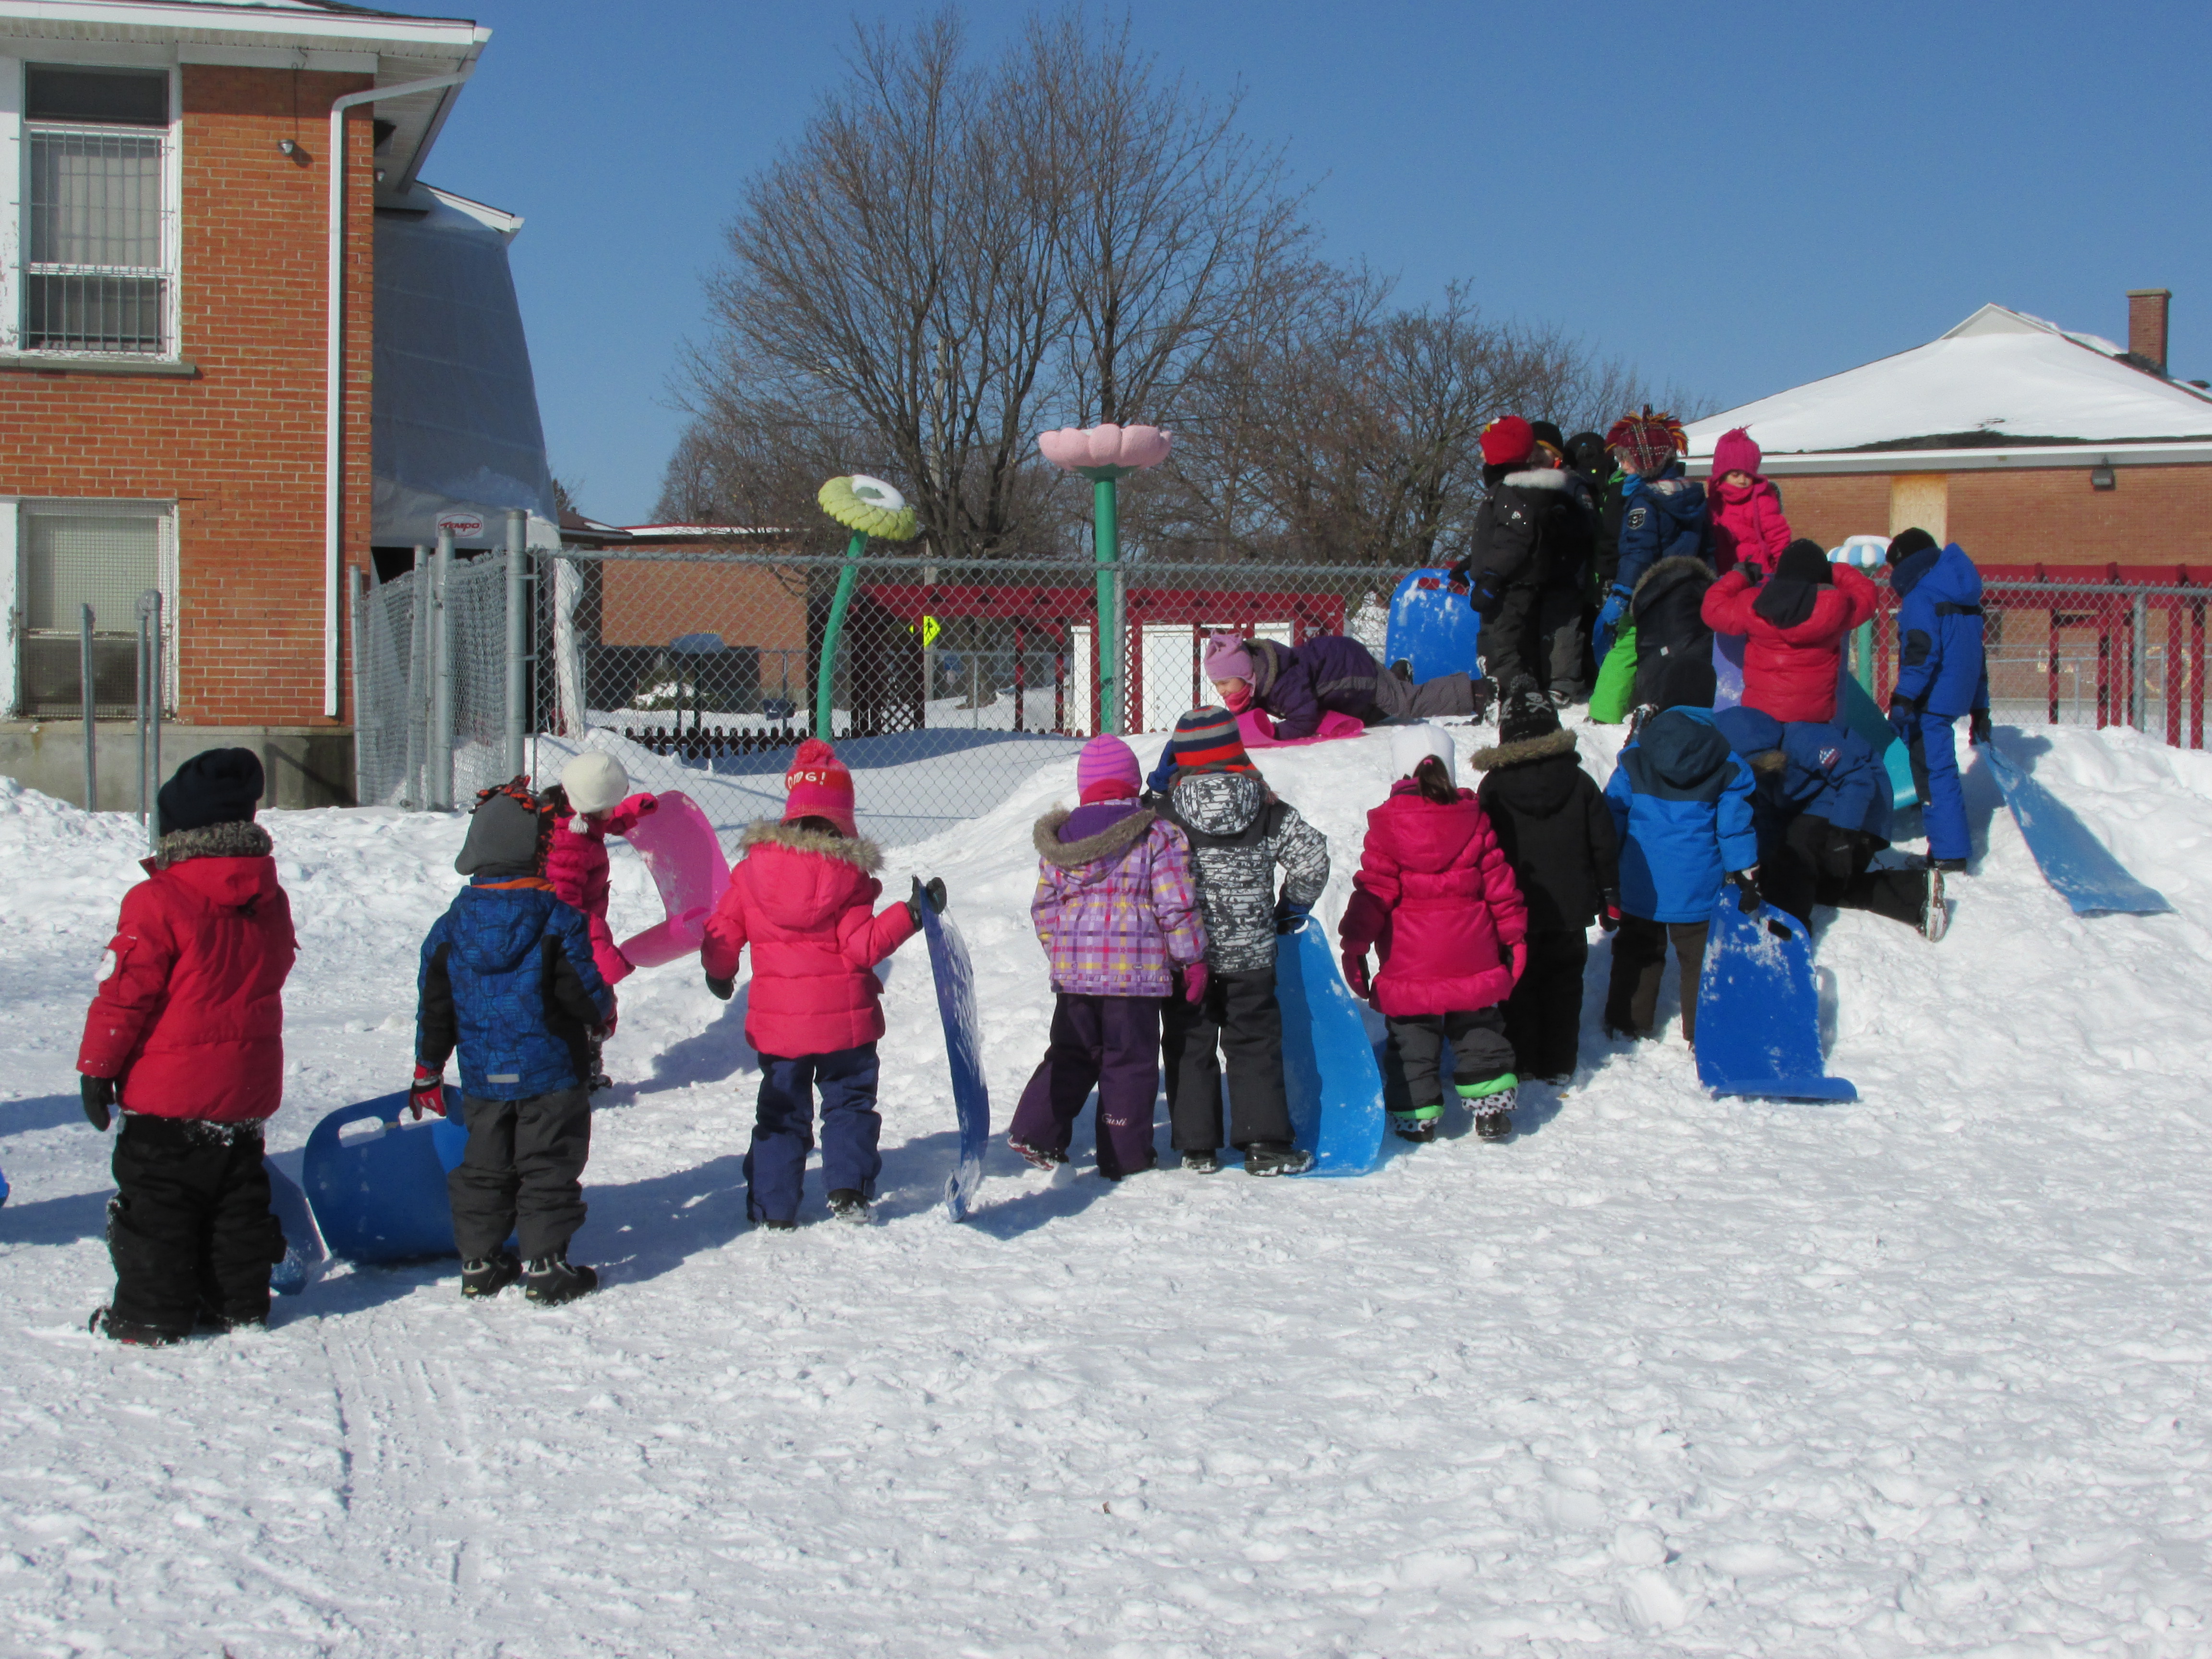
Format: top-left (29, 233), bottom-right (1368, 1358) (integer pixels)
top-left (817, 474), bottom-right (920, 542)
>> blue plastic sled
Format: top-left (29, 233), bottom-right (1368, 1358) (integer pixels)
top-left (266, 1160), bottom-right (325, 1295)
top-left (1836, 667), bottom-right (1917, 811)
top-left (920, 904), bottom-right (991, 1220)
top-left (1985, 741), bottom-right (2173, 916)
top-left (301, 1089), bottom-right (472, 1262)
top-left (1695, 894), bottom-right (1856, 1103)
top-left (0, 1158), bottom-right (8, 1208)
top-left (1712, 633), bottom-right (1746, 709)
top-left (1383, 568), bottom-right (1482, 684)
top-left (1276, 916), bottom-right (1385, 1174)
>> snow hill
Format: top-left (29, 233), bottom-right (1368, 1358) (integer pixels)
top-left (4, 718), bottom-right (2212, 1655)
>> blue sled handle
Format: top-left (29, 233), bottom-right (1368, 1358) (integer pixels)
top-left (304, 1097), bottom-right (399, 1166)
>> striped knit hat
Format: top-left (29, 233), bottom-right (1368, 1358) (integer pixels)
top-left (1075, 733), bottom-right (1142, 803)
top-left (1165, 706), bottom-right (1256, 775)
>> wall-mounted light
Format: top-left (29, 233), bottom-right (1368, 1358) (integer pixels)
top-left (2090, 462), bottom-right (2117, 491)
top-left (279, 139), bottom-right (298, 157)
top-left (374, 168), bottom-right (386, 183)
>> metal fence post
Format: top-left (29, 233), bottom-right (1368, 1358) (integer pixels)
top-left (80, 603), bottom-right (97, 812)
top-left (2132, 590), bottom-right (2150, 733)
top-left (403, 546), bottom-right (429, 809)
top-left (505, 509), bottom-right (528, 779)
top-left (138, 589), bottom-right (162, 852)
top-left (432, 529), bottom-right (455, 808)
top-left (347, 567), bottom-right (368, 806)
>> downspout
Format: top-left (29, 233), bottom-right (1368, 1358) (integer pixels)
top-left (324, 70), bottom-right (474, 718)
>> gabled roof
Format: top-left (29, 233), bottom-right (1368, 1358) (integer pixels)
top-left (1685, 304), bottom-right (2212, 457)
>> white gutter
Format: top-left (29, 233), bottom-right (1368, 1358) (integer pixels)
top-left (1685, 440), bottom-right (2212, 479)
top-left (322, 70), bottom-right (473, 718)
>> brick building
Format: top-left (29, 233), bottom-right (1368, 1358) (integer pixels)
top-left (1684, 293), bottom-right (2212, 583)
top-left (0, 0), bottom-right (554, 806)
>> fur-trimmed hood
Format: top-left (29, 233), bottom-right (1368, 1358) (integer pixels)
top-left (1033, 805), bottom-right (1156, 870)
top-left (1501, 467), bottom-right (1575, 493)
top-left (1470, 726), bottom-right (1577, 772)
top-left (152, 819), bottom-right (271, 870)
top-left (741, 818), bottom-right (884, 873)
top-left (1632, 552), bottom-right (1715, 603)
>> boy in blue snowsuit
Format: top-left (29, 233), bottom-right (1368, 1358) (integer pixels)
top-left (1884, 529), bottom-right (1991, 873)
top-left (1714, 707), bottom-right (1945, 938)
top-left (414, 782), bottom-right (614, 1307)
top-left (1601, 706), bottom-right (1758, 1045)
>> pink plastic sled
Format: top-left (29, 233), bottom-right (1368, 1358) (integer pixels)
top-left (1236, 708), bottom-right (1367, 748)
top-left (617, 790), bottom-right (731, 968)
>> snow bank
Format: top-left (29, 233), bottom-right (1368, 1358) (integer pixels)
top-left (4, 722), bottom-right (2212, 1655)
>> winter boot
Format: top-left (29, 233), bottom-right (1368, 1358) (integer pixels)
top-left (461, 1251), bottom-right (522, 1300)
top-left (828, 1188), bottom-right (870, 1224)
top-left (1010, 1137), bottom-right (1068, 1172)
top-left (523, 1251), bottom-right (599, 1307)
top-left (1388, 1102), bottom-right (1442, 1143)
top-left (1242, 1142), bottom-right (1313, 1177)
top-left (1931, 856), bottom-right (1968, 875)
top-left (1920, 864), bottom-right (1948, 943)
top-left (89, 1306), bottom-right (183, 1347)
top-left (757, 1217), bottom-right (797, 1232)
top-left (1391, 659), bottom-right (1413, 683)
top-left (1460, 1073), bottom-right (1518, 1141)
top-left (1468, 677), bottom-right (1498, 722)
top-left (1180, 1150), bottom-right (1220, 1174)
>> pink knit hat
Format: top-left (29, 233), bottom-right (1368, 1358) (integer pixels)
top-left (1075, 733), bottom-right (1141, 804)
top-left (782, 738), bottom-right (856, 837)
top-left (1711, 427), bottom-right (1762, 479)
top-left (1203, 632), bottom-right (1254, 683)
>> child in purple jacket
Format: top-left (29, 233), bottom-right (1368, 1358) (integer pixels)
top-left (1008, 734), bottom-right (1208, 1179)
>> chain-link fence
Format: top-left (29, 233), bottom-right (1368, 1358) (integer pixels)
top-left (353, 550), bottom-right (524, 808)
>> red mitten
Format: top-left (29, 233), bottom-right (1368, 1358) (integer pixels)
top-left (1340, 951), bottom-right (1371, 1001)
top-left (408, 1064), bottom-right (446, 1120)
top-left (1181, 961), bottom-right (1210, 1005)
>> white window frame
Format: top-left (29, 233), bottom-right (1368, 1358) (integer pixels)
top-left (13, 497), bottom-right (178, 716)
top-left (0, 500), bottom-right (19, 716)
top-left (3, 58), bottom-right (183, 361)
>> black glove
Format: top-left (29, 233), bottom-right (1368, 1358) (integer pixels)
top-left (1969, 709), bottom-right (1993, 747)
top-left (1469, 568), bottom-right (1506, 620)
top-left (704, 974), bottom-right (734, 1001)
top-left (81, 1074), bottom-right (116, 1131)
top-left (1599, 888), bottom-right (1622, 933)
top-left (1445, 557), bottom-right (1471, 586)
top-left (1273, 902), bottom-right (1307, 936)
top-left (906, 876), bottom-right (947, 925)
top-left (1738, 560), bottom-right (1765, 584)
top-left (1730, 869), bottom-right (1762, 914)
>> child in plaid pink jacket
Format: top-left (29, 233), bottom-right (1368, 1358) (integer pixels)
top-left (1007, 735), bottom-right (1206, 1178)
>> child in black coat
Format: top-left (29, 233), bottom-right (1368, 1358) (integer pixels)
top-left (1472, 692), bottom-right (1620, 1082)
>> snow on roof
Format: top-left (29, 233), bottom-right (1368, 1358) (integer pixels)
top-left (1686, 304), bottom-right (2212, 456)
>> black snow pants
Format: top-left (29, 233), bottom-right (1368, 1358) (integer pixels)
top-left (1604, 917), bottom-right (1711, 1045)
top-left (1162, 966), bottom-right (1293, 1152)
top-left (1484, 585), bottom-right (1588, 699)
top-left (1503, 929), bottom-right (1591, 1080)
top-left (447, 1087), bottom-right (592, 1261)
top-left (107, 1113), bottom-right (285, 1339)
top-left (1383, 1008), bottom-right (1517, 1108)
top-left (1764, 815), bottom-right (1924, 931)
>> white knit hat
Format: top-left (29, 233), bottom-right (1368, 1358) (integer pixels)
top-left (1389, 721), bottom-right (1455, 787)
top-left (560, 750), bottom-right (629, 815)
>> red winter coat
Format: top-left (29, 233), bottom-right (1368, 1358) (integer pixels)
top-left (1707, 477), bottom-right (1792, 576)
top-left (1701, 562), bottom-right (1880, 723)
top-left (1337, 782), bottom-right (1527, 1019)
top-left (699, 822), bottom-right (918, 1058)
top-left (77, 828), bottom-right (298, 1122)
top-left (546, 793), bottom-right (656, 988)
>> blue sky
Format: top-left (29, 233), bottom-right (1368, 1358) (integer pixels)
top-left (425, 1), bottom-right (2212, 525)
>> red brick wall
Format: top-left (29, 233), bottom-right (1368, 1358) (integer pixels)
top-left (1773, 465), bottom-right (2212, 582)
top-left (0, 65), bottom-right (376, 726)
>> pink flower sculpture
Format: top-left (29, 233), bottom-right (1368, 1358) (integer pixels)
top-left (1037, 423), bottom-right (1174, 475)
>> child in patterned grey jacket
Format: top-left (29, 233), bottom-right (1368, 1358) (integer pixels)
top-left (1146, 708), bottom-right (1329, 1176)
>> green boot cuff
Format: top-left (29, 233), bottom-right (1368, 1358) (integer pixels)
top-left (1388, 1103), bottom-right (1444, 1128)
top-left (1456, 1073), bottom-right (1518, 1101)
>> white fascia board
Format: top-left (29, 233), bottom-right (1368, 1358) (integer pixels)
top-left (420, 182), bottom-right (520, 237)
top-left (176, 44), bottom-right (378, 72)
top-left (0, 4), bottom-right (488, 57)
top-left (1686, 442), bottom-right (2212, 478)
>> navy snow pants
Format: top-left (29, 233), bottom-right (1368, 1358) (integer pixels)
top-left (746, 1044), bottom-right (881, 1223)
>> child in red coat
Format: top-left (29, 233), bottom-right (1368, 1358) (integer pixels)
top-left (76, 750), bottom-right (298, 1345)
top-left (1337, 725), bottom-right (1529, 1142)
top-left (699, 741), bottom-right (934, 1227)
top-left (543, 750), bottom-right (657, 1091)
top-left (1701, 538), bottom-right (1881, 723)
top-left (1707, 427), bottom-right (1793, 577)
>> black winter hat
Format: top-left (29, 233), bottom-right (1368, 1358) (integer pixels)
top-left (1775, 538), bottom-right (1833, 585)
top-left (455, 788), bottom-right (550, 878)
top-left (156, 747), bottom-right (264, 836)
top-left (1499, 692), bottom-right (1562, 747)
top-left (1887, 527), bottom-right (1938, 565)
top-left (1528, 420), bottom-right (1567, 455)
top-left (1564, 431), bottom-right (1610, 475)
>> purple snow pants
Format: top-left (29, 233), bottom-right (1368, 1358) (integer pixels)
top-left (1007, 993), bottom-right (1164, 1179)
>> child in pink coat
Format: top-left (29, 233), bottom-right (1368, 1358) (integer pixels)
top-left (543, 750), bottom-right (657, 1090)
top-left (1707, 427), bottom-right (1793, 577)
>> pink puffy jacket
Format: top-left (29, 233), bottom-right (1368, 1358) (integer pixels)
top-left (545, 792), bottom-right (656, 987)
top-left (1337, 781), bottom-right (1527, 1018)
top-left (1708, 477), bottom-right (1793, 576)
top-left (699, 821), bottom-right (918, 1058)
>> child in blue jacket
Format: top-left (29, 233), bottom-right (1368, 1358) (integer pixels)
top-left (414, 781), bottom-right (613, 1307)
top-left (1884, 530), bottom-right (1990, 872)
top-left (1601, 706), bottom-right (1759, 1045)
top-left (1714, 707), bottom-right (1945, 939)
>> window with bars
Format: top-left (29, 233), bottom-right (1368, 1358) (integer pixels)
top-left (23, 65), bottom-right (174, 355)
top-left (17, 503), bottom-right (169, 718)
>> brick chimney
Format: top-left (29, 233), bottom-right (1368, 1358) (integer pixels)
top-left (2127, 288), bottom-right (2171, 374)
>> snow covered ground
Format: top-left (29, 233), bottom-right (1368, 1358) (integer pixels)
top-left (4, 718), bottom-right (2212, 1655)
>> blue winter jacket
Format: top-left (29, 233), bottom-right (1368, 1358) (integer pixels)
top-left (416, 881), bottom-right (614, 1100)
top-left (1612, 468), bottom-right (1715, 597)
top-left (1604, 707), bottom-right (1760, 923)
top-left (1714, 707), bottom-right (1892, 843)
top-left (1890, 542), bottom-right (1989, 718)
